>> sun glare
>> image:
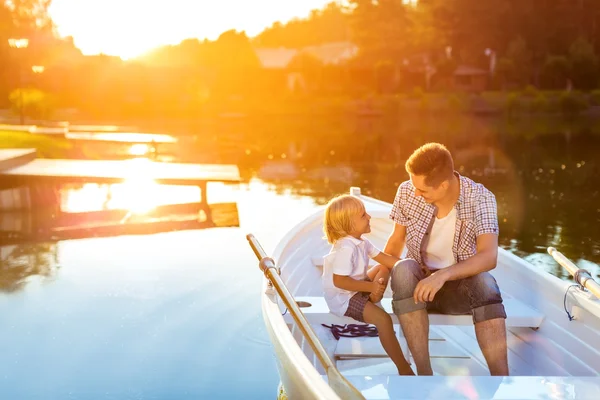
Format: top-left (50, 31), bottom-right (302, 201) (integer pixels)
top-left (129, 144), bottom-right (149, 156)
top-left (49, 0), bottom-right (334, 59)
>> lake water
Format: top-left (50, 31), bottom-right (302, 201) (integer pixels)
top-left (0, 182), bottom-right (320, 399)
top-left (1, 120), bottom-right (599, 398)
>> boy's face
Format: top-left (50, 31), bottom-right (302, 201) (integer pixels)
top-left (350, 206), bottom-right (371, 237)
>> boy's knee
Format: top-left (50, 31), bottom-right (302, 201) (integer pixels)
top-left (374, 312), bottom-right (393, 328)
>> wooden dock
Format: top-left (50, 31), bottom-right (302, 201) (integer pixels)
top-left (0, 149), bottom-right (37, 172)
top-left (0, 157), bottom-right (240, 186)
top-left (0, 148), bottom-right (241, 239)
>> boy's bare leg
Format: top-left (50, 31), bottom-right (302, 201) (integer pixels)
top-left (363, 302), bottom-right (414, 375)
top-left (367, 265), bottom-right (389, 303)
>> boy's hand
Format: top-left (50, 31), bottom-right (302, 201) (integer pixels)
top-left (369, 278), bottom-right (386, 303)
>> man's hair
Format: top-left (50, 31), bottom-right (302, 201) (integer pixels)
top-left (405, 143), bottom-right (455, 187)
top-left (323, 194), bottom-right (365, 244)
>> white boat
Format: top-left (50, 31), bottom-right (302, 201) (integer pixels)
top-left (248, 187), bottom-right (600, 399)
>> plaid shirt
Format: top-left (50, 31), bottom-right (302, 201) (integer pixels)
top-left (389, 173), bottom-right (499, 266)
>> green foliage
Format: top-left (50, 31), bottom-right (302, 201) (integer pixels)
top-left (446, 94), bottom-right (464, 112)
top-left (522, 85), bottom-right (538, 98)
top-left (568, 37), bottom-right (599, 90)
top-left (506, 37), bottom-right (533, 86)
top-left (374, 61), bottom-right (396, 94)
top-left (558, 91), bottom-right (588, 117)
top-left (411, 86), bottom-right (424, 99)
top-left (505, 93), bottom-right (521, 115)
top-left (253, 2), bottom-right (350, 48)
top-left (0, 130), bottom-right (72, 158)
top-left (495, 58), bottom-right (516, 87)
top-left (9, 88), bottom-right (54, 119)
top-left (530, 93), bottom-right (548, 113)
top-left (589, 90), bottom-right (600, 106)
top-left (541, 56), bottom-right (571, 90)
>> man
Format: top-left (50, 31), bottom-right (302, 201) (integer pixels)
top-left (384, 142), bottom-right (508, 376)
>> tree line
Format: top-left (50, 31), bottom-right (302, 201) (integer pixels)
top-left (1, 0), bottom-right (599, 121)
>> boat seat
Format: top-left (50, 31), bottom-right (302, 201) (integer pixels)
top-left (321, 375), bottom-right (600, 399)
top-left (286, 296), bottom-right (544, 328)
top-left (334, 333), bottom-right (469, 362)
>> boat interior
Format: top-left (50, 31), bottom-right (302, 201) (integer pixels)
top-left (264, 191), bottom-right (600, 398)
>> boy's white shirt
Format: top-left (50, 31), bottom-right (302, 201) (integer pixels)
top-left (322, 235), bottom-right (381, 317)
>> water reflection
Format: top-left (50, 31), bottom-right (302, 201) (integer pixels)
top-left (247, 127), bottom-right (600, 280)
top-left (2, 115), bottom-right (599, 282)
top-left (0, 242), bottom-right (58, 292)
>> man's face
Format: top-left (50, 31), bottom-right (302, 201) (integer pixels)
top-left (410, 174), bottom-right (448, 204)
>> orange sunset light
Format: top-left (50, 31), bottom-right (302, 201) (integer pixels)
top-left (49, 0), bottom-right (334, 59)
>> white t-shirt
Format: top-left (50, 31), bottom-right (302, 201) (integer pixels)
top-left (423, 208), bottom-right (457, 269)
top-left (322, 236), bottom-right (381, 317)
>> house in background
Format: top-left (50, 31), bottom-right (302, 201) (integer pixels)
top-left (253, 42), bottom-right (359, 92)
top-left (452, 65), bottom-right (489, 92)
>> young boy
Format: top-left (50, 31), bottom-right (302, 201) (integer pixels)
top-left (322, 194), bottom-right (414, 375)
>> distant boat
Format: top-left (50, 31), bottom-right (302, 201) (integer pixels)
top-left (248, 187), bottom-right (600, 399)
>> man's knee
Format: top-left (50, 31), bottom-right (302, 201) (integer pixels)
top-left (390, 259), bottom-right (421, 297)
top-left (463, 272), bottom-right (502, 304)
top-left (463, 272), bottom-right (507, 323)
top-left (391, 259), bottom-right (426, 315)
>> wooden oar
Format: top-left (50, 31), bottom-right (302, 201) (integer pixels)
top-left (247, 233), bottom-right (365, 400)
top-left (548, 247), bottom-right (600, 299)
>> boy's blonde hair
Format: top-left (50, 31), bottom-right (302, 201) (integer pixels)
top-left (324, 194), bottom-right (365, 244)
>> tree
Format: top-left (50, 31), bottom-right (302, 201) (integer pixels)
top-left (287, 51), bottom-right (323, 92)
top-left (348, 0), bottom-right (411, 63)
top-left (541, 56), bottom-right (571, 90)
top-left (4, 0), bottom-right (53, 35)
top-left (253, 2), bottom-right (350, 48)
top-left (495, 58), bottom-right (516, 90)
top-left (568, 37), bottom-right (598, 90)
top-left (506, 37), bottom-right (533, 87)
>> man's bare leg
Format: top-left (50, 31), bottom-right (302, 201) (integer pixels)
top-left (474, 318), bottom-right (509, 376)
top-left (398, 309), bottom-right (433, 375)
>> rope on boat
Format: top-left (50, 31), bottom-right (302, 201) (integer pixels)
top-left (563, 284), bottom-right (580, 321)
top-left (321, 324), bottom-right (379, 340)
top-left (563, 268), bottom-right (592, 322)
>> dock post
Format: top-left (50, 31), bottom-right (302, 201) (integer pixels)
top-left (199, 181), bottom-right (213, 226)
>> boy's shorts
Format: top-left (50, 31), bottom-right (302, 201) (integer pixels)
top-left (344, 292), bottom-right (370, 322)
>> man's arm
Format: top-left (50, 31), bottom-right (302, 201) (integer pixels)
top-left (383, 223), bottom-right (407, 259)
top-left (413, 233), bottom-right (498, 303)
top-left (438, 233), bottom-right (498, 281)
top-left (372, 252), bottom-right (401, 269)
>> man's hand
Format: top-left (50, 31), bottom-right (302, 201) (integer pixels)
top-left (369, 278), bottom-right (386, 303)
top-left (413, 271), bottom-right (448, 303)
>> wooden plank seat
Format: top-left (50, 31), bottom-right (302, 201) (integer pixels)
top-left (286, 297), bottom-right (544, 328)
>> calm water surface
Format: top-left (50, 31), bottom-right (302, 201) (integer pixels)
top-left (1, 123), bottom-right (599, 398)
top-left (0, 182), bottom-right (319, 399)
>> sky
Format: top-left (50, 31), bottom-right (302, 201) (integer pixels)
top-left (49, 0), bottom-right (333, 59)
